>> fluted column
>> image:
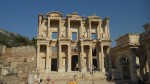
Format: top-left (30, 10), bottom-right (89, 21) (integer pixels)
top-left (101, 44), bottom-right (105, 72)
top-left (37, 44), bottom-right (40, 69)
top-left (46, 44), bottom-right (49, 73)
top-left (58, 44), bottom-right (62, 72)
top-left (67, 45), bottom-right (71, 72)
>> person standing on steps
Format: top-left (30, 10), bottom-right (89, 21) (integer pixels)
top-left (47, 76), bottom-right (50, 84)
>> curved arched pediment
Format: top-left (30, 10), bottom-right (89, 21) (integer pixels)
top-left (88, 14), bottom-right (101, 19)
top-left (120, 56), bottom-right (130, 65)
top-left (46, 11), bottom-right (63, 17)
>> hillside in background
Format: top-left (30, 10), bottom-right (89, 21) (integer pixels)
top-left (0, 28), bottom-right (36, 47)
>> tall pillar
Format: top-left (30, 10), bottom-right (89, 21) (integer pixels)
top-left (80, 45), bottom-right (84, 72)
top-left (89, 21), bottom-right (91, 39)
top-left (38, 15), bottom-right (42, 37)
top-left (47, 17), bottom-right (50, 38)
top-left (59, 19), bottom-right (61, 38)
top-left (80, 20), bottom-right (83, 38)
top-left (37, 44), bottom-right (40, 69)
top-left (68, 19), bottom-right (70, 38)
top-left (97, 21), bottom-right (100, 40)
top-left (46, 44), bottom-right (50, 73)
top-left (58, 44), bottom-right (62, 72)
top-left (98, 45), bottom-right (101, 71)
top-left (67, 45), bottom-right (71, 72)
top-left (49, 46), bottom-right (51, 72)
top-left (101, 44), bottom-right (105, 72)
top-left (129, 50), bottom-right (137, 83)
top-left (88, 45), bottom-right (92, 71)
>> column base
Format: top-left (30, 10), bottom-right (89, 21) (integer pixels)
top-left (101, 68), bottom-right (105, 72)
top-left (67, 69), bottom-right (71, 72)
top-left (81, 68), bottom-right (87, 72)
top-left (45, 69), bottom-right (49, 73)
top-left (58, 69), bottom-right (63, 72)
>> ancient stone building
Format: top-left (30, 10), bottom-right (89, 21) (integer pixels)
top-left (138, 23), bottom-right (150, 82)
top-left (37, 11), bottom-right (111, 73)
top-left (111, 34), bottom-right (140, 83)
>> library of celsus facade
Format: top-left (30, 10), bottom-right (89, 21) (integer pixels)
top-left (36, 11), bottom-right (111, 73)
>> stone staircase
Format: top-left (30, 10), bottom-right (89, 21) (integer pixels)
top-left (39, 71), bottom-right (106, 81)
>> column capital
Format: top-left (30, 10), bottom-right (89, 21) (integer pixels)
top-left (46, 44), bottom-right (49, 46)
top-left (80, 45), bottom-right (84, 47)
top-left (37, 44), bottom-right (40, 46)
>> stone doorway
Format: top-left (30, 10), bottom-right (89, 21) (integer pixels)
top-left (93, 59), bottom-right (98, 71)
top-left (71, 55), bottom-right (78, 71)
top-left (120, 57), bottom-right (130, 80)
top-left (51, 59), bottom-right (57, 71)
top-left (123, 66), bottom-right (130, 79)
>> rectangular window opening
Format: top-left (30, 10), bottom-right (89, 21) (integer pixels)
top-left (91, 33), bottom-right (96, 40)
top-left (52, 32), bottom-right (57, 39)
top-left (72, 32), bottom-right (77, 41)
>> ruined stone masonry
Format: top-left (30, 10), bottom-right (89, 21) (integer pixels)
top-left (111, 23), bottom-right (150, 83)
top-left (0, 46), bottom-right (36, 76)
top-left (37, 11), bottom-right (111, 73)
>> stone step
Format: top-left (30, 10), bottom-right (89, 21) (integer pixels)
top-left (37, 72), bottom-right (106, 81)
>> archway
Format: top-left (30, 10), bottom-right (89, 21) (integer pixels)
top-left (120, 57), bottom-right (130, 80)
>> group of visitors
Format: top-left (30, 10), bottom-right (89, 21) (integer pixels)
top-left (38, 76), bottom-right (54, 84)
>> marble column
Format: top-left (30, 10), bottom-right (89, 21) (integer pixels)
top-left (80, 45), bottom-right (84, 72)
top-left (88, 45), bottom-right (92, 70)
top-left (47, 17), bottom-right (50, 38)
top-left (89, 21), bottom-right (91, 39)
top-left (49, 46), bottom-right (51, 72)
top-left (129, 50), bottom-right (137, 83)
top-left (37, 44), bottom-right (40, 69)
top-left (68, 19), bottom-right (70, 38)
top-left (97, 21), bottom-right (100, 40)
top-left (101, 44), bottom-right (105, 72)
top-left (67, 45), bottom-right (71, 72)
top-left (59, 19), bottom-right (61, 38)
top-left (38, 16), bottom-right (42, 37)
top-left (80, 20), bottom-right (83, 38)
top-left (46, 44), bottom-right (50, 73)
top-left (58, 44), bottom-right (62, 72)
top-left (98, 46), bottom-right (101, 71)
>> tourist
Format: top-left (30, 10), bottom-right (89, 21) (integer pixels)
top-left (72, 80), bottom-right (77, 84)
top-left (69, 80), bottom-right (73, 84)
top-left (52, 79), bottom-right (55, 84)
top-left (47, 76), bottom-right (50, 84)
top-left (38, 77), bottom-right (42, 84)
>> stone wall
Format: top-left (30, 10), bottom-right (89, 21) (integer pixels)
top-left (0, 44), bottom-right (6, 56)
top-left (0, 46), bottom-right (36, 76)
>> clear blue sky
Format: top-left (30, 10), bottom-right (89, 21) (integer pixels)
top-left (0, 0), bottom-right (149, 46)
